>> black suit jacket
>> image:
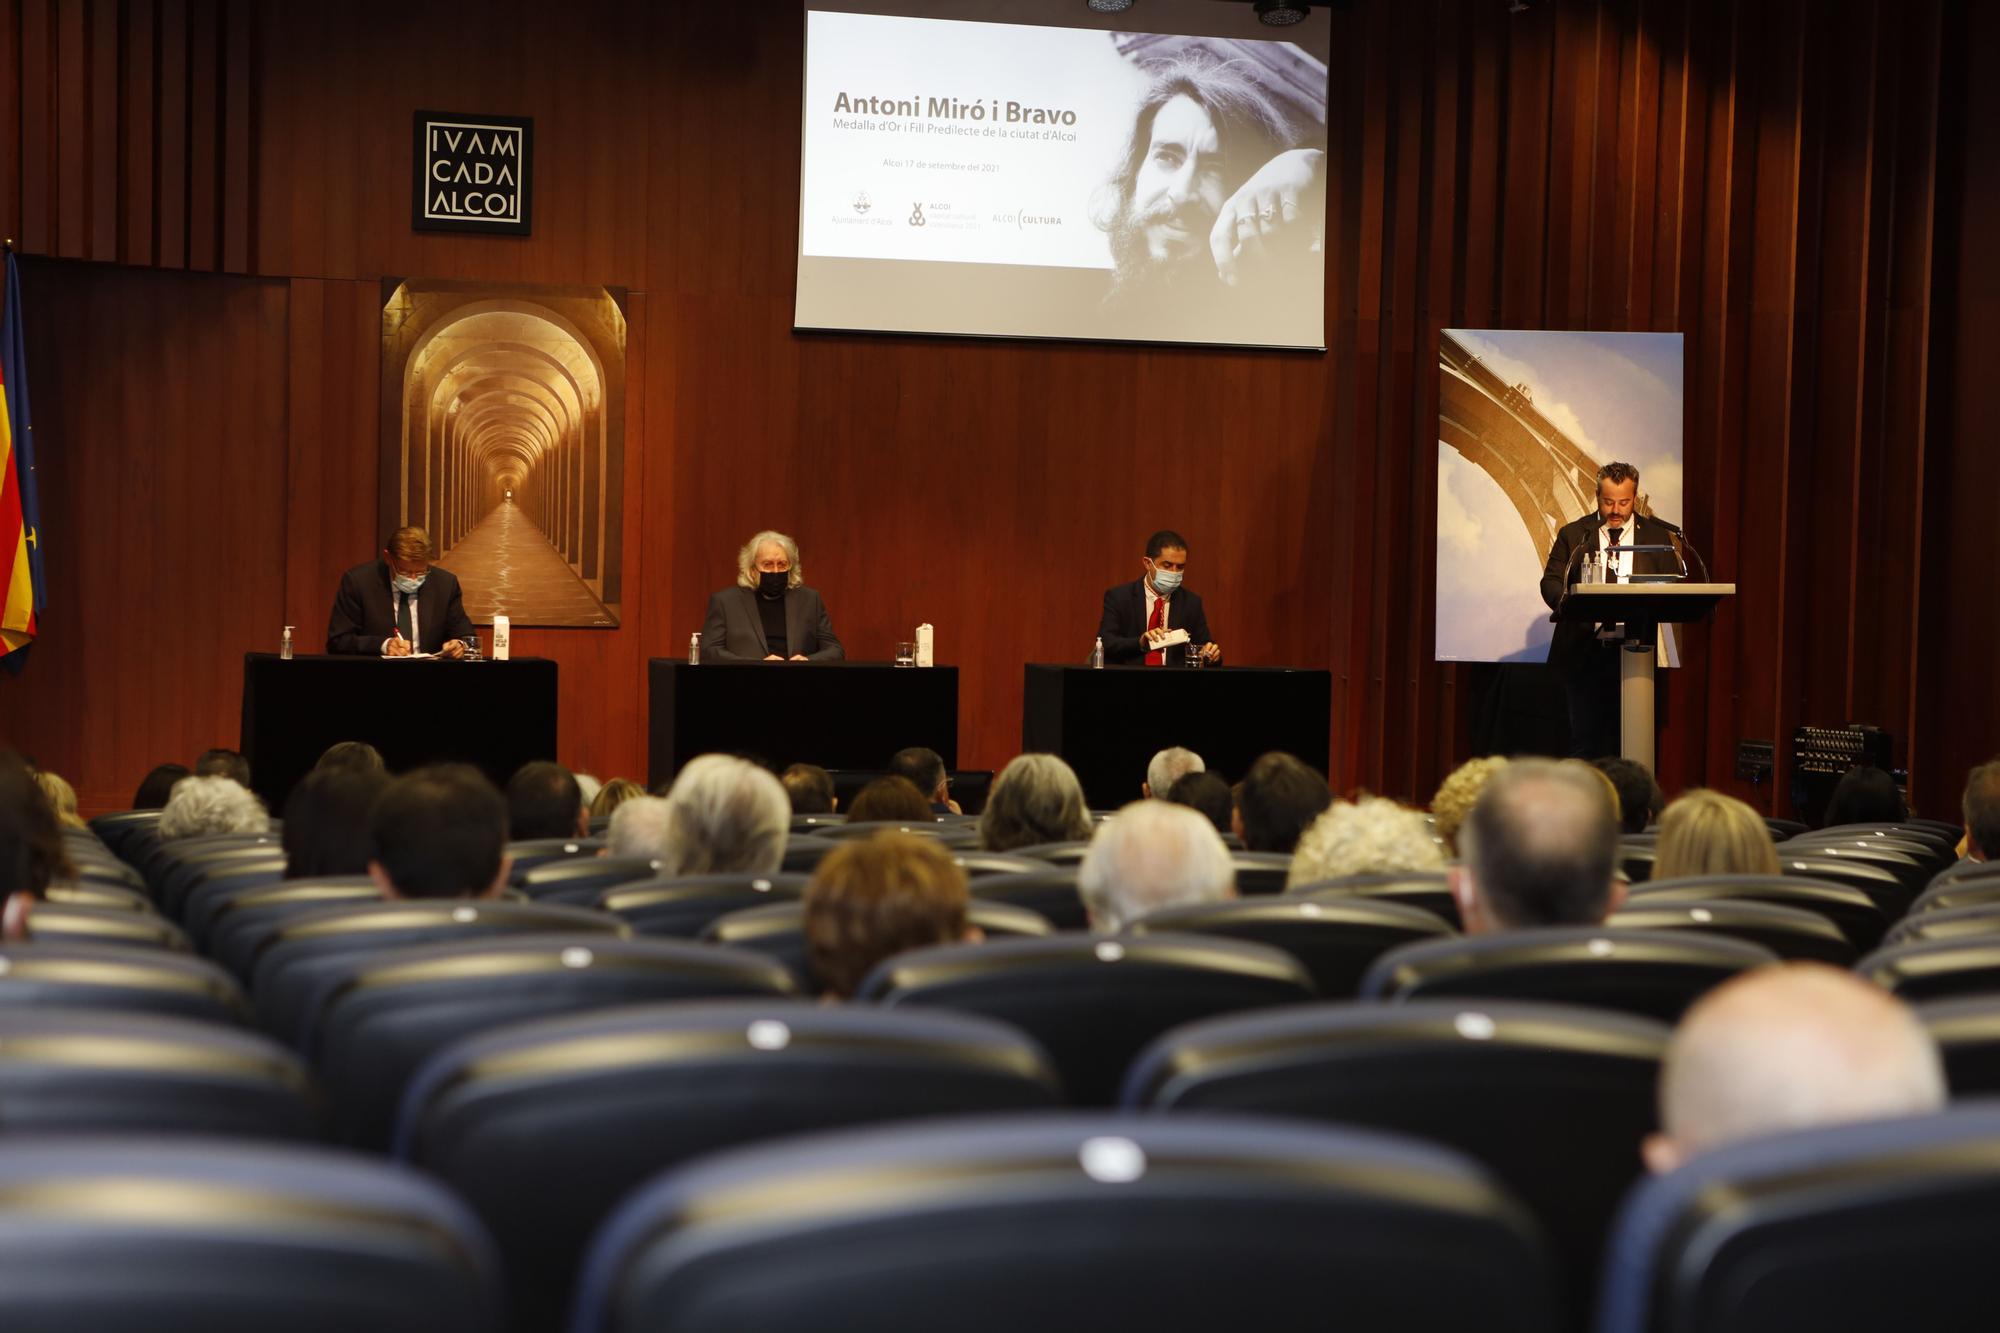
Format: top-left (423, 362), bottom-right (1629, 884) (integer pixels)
top-left (1097, 578), bottom-right (1214, 665)
top-left (699, 586), bottom-right (845, 662)
top-left (326, 560), bottom-right (478, 656)
top-left (1539, 513), bottom-right (1682, 673)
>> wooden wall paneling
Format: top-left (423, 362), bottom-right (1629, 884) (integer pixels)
top-left (87, 0), bottom-right (116, 260)
top-left (220, 0), bottom-right (251, 272)
top-left (184, 0), bottom-right (218, 270)
top-left (280, 278), bottom-right (379, 645)
top-left (0, 0), bottom-right (18, 249)
top-left (120, 0), bottom-right (156, 265)
top-left (18, 0), bottom-right (53, 252)
top-left (155, 0), bottom-right (187, 268)
top-left (53, 0), bottom-right (83, 255)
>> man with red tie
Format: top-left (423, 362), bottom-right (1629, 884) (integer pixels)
top-left (1097, 530), bottom-right (1223, 666)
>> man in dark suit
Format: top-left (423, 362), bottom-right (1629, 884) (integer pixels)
top-left (1539, 463), bottom-right (1682, 758)
top-left (326, 526), bottom-right (477, 657)
top-left (1097, 529), bottom-right (1222, 666)
top-left (700, 529), bottom-right (844, 663)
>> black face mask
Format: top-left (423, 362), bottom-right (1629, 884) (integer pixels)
top-left (758, 570), bottom-right (788, 598)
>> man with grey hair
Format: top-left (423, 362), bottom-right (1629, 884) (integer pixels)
top-left (1078, 799), bottom-right (1236, 932)
top-left (1142, 746), bottom-right (1205, 800)
top-left (1450, 757), bottom-right (1623, 933)
top-left (1644, 963), bottom-right (1946, 1173)
top-left (1287, 795), bottom-right (1445, 890)
top-left (657, 755), bottom-right (790, 877)
top-left (698, 529), bottom-right (844, 663)
top-left (158, 775), bottom-right (271, 839)
top-left (606, 795), bottom-right (672, 862)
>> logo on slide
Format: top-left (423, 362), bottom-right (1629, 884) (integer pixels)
top-left (908, 203), bottom-right (926, 227)
top-left (852, 191), bottom-right (872, 215)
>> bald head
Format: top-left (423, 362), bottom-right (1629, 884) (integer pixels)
top-left (1453, 758), bottom-right (1621, 933)
top-left (1647, 964), bottom-right (1946, 1173)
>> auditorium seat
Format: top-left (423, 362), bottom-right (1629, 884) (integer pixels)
top-left (185, 875), bottom-right (378, 953)
top-left (1290, 871), bottom-right (1461, 928)
top-left (1917, 995), bottom-right (2000, 1096)
top-left (1814, 821), bottom-right (1958, 867)
top-left (87, 808), bottom-right (163, 859)
top-left (203, 881), bottom-right (389, 977)
top-left (308, 936), bottom-right (798, 1148)
top-left (1777, 837), bottom-right (1929, 905)
top-left (1595, 1106), bottom-right (2000, 1333)
top-left (967, 866), bottom-right (1087, 929)
top-left (249, 900), bottom-right (627, 1042)
top-left (1855, 937), bottom-right (2000, 1002)
top-left (516, 855), bottom-right (660, 905)
top-left (1763, 816), bottom-right (1811, 842)
top-left (1128, 896), bottom-right (1454, 996)
top-left (0, 1139), bottom-right (502, 1331)
top-left (952, 851), bottom-right (1057, 877)
top-left (1608, 897), bottom-right (1858, 965)
top-left (1922, 861), bottom-right (2000, 896)
top-left (856, 933), bottom-right (1316, 1104)
top-left (1773, 850), bottom-right (1913, 918)
top-left (600, 872), bottom-right (808, 937)
top-left (1008, 840), bottom-right (1092, 866)
top-left (780, 834), bottom-right (838, 872)
top-left (1617, 843), bottom-right (1658, 884)
top-left (0, 1008), bottom-right (319, 1138)
top-left (1884, 905), bottom-right (2000, 949)
top-left (174, 860), bottom-right (298, 928)
top-left (789, 813), bottom-right (846, 832)
top-left (154, 845), bottom-right (287, 919)
top-left (66, 856), bottom-right (146, 891)
top-left (1229, 851), bottom-right (1293, 895)
top-left (0, 943), bottom-right (247, 1024)
top-left (1633, 874), bottom-right (1889, 951)
top-left (503, 836), bottom-right (604, 883)
top-left (1124, 999), bottom-right (1664, 1322)
top-left (43, 881), bottom-right (151, 913)
top-left (399, 1000), bottom-right (1063, 1332)
top-left (567, 1112), bottom-right (1558, 1333)
top-left (819, 820), bottom-right (980, 849)
top-left (1359, 927), bottom-right (1775, 1022)
top-left (699, 896), bottom-right (1051, 990)
top-left (22, 903), bottom-right (190, 952)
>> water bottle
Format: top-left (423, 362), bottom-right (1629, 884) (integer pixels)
top-left (688, 632), bottom-right (701, 666)
top-left (1090, 637), bottom-right (1104, 669)
top-left (280, 626), bottom-right (294, 660)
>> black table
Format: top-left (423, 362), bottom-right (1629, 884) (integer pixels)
top-left (240, 654), bottom-right (559, 812)
top-left (1021, 664), bottom-right (1333, 809)
top-left (649, 660), bottom-right (959, 788)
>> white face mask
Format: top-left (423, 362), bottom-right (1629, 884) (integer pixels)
top-left (1150, 567), bottom-right (1183, 595)
top-left (391, 571), bottom-right (428, 595)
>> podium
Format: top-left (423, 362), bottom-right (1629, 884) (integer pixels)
top-left (1555, 584), bottom-right (1735, 770)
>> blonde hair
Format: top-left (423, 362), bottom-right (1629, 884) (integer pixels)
top-left (33, 770), bottom-right (86, 829)
top-left (736, 530), bottom-right (803, 591)
top-left (1653, 789), bottom-right (1781, 880)
top-left (1430, 756), bottom-right (1509, 854)
top-left (1288, 795), bottom-right (1446, 890)
top-left (589, 777), bottom-right (644, 819)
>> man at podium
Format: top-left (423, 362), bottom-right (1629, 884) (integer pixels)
top-left (326, 526), bottom-right (476, 658)
top-left (1539, 463), bottom-right (1681, 758)
top-left (1098, 530), bottom-right (1222, 666)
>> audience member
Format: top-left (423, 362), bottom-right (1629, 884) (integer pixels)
top-left (131, 763), bottom-right (190, 809)
top-left (1143, 746), bottom-right (1205, 800)
top-left (1570, 758), bottom-right (1625, 828)
top-left (1167, 770), bottom-right (1233, 833)
top-left (1233, 752), bottom-right (1331, 854)
top-left (32, 769), bottom-right (86, 829)
top-left (1964, 759), bottom-right (2000, 862)
top-left (888, 747), bottom-right (960, 815)
top-left (1644, 963), bottom-right (1945, 1173)
top-left (1451, 758), bottom-right (1622, 934)
top-left (367, 764), bottom-right (510, 899)
top-left (979, 754), bottom-right (1094, 851)
top-left (589, 777), bottom-right (645, 820)
top-left (657, 754), bottom-right (790, 877)
top-left (282, 768), bottom-right (390, 879)
top-left (1429, 755), bottom-right (1509, 856)
top-left (804, 831), bottom-right (978, 998)
top-left (1594, 756), bottom-right (1664, 834)
top-left (781, 763), bottom-right (838, 815)
top-left (1287, 795), bottom-right (1446, 890)
top-left (158, 775), bottom-right (270, 840)
top-left (506, 761), bottom-right (587, 841)
top-left (1822, 764), bottom-right (1907, 827)
top-left (194, 747), bottom-right (253, 787)
top-left (314, 741), bottom-right (387, 777)
top-left (1652, 789), bottom-right (1781, 880)
top-left (845, 776), bottom-right (935, 825)
top-left (0, 753), bottom-right (71, 941)
top-left (606, 795), bottom-right (670, 862)
top-left (1079, 799), bottom-right (1235, 931)
top-left (574, 772), bottom-right (603, 809)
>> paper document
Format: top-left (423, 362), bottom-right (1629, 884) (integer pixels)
top-left (1155, 629), bottom-right (1191, 649)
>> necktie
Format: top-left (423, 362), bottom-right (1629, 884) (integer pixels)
top-left (1145, 595), bottom-right (1165, 666)
top-left (397, 590), bottom-right (414, 642)
top-left (1606, 525), bottom-right (1624, 583)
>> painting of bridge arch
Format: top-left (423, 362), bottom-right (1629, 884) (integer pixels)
top-left (1436, 329), bottom-right (1683, 663)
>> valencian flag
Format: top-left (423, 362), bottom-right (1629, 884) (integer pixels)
top-left (1, 249), bottom-right (45, 671)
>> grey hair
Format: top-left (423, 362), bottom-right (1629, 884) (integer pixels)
top-left (736, 530), bottom-right (804, 591)
top-left (1145, 747), bottom-right (1205, 799)
top-left (1079, 800), bottom-right (1235, 932)
top-left (659, 755), bottom-right (790, 876)
top-left (1287, 795), bottom-right (1446, 890)
top-left (979, 753), bottom-right (1094, 852)
top-left (158, 775), bottom-right (271, 839)
top-left (606, 795), bottom-right (672, 862)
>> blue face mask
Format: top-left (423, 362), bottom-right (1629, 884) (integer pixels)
top-left (1150, 567), bottom-right (1183, 595)
top-left (391, 571), bottom-right (428, 595)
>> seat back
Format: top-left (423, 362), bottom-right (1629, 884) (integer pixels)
top-left (1856, 937), bottom-right (2000, 1002)
top-left (516, 855), bottom-right (660, 905)
top-left (1917, 995), bottom-right (2000, 1096)
top-left (400, 1000), bottom-right (1063, 1331)
top-left (312, 936), bottom-right (797, 1148)
top-left (1773, 852), bottom-right (1910, 917)
top-left (41, 882), bottom-right (151, 914)
top-left (0, 943), bottom-right (248, 1024)
top-left (1910, 874), bottom-right (2000, 916)
top-left (503, 837), bottom-right (605, 883)
top-left (0, 1140), bottom-right (501, 1331)
top-left (1291, 872), bottom-right (1460, 928)
top-left (857, 933), bottom-right (1316, 1104)
top-left (155, 846), bottom-right (287, 919)
top-left (87, 809), bottom-right (163, 859)
top-left (966, 867), bottom-right (1087, 929)
top-left (1617, 843), bottom-right (1657, 884)
top-left (1634, 875), bottom-right (1887, 950)
top-left (698, 898), bottom-right (1050, 990)
top-left (1884, 904), bottom-right (2000, 949)
top-left (599, 873), bottom-right (808, 936)
top-left (1608, 898), bottom-right (1858, 965)
top-left (951, 851), bottom-right (1057, 878)
top-left (779, 834), bottom-right (837, 872)
top-left (1360, 927), bottom-right (1776, 1022)
top-left (1007, 840), bottom-right (1091, 866)
top-left (20, 903), bottom-right (190, 952)
top-left (1129, 896), bottom-right (1454, 997)
top-left (1229, 851), bottom-right (1293, 896)
top-left (1595, 1107), bottom-right (2000, 1333)
top-left (569, 1113), bottom-right (1557, 1333)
